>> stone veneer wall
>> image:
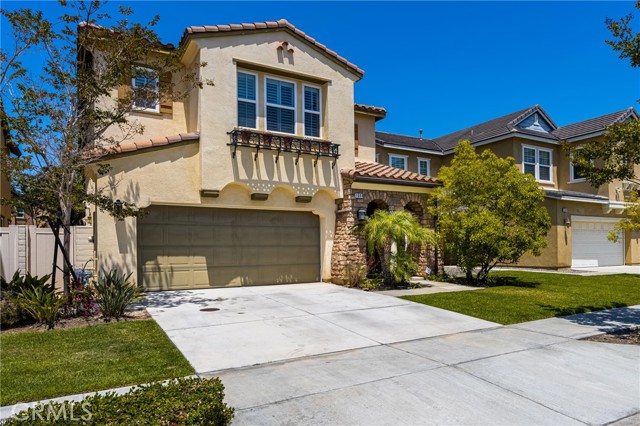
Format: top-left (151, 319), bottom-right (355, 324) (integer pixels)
top-left (331, 174), bottom-right (441, 284)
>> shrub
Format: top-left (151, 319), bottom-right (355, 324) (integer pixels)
top-left (1, 272), bottom-right (54, 328)
top-left (434, 141), bottom-right (551, 284)
top-left (4, 377), bottom-right (234, 426)
top-left (1, 271), bottom-right (52, 295)
top-left (94, 269), bottom-right (141, 322)
top-left (15, 285), bottom-right (66, 330)
top-left (68, 279), bottom-right (98, 318)
top-left (343, 262), bottom-right (366, 287)
top-left (0, 298), bottom-right (21, 327)
top-left (360, 277), bottom-right (383, 291)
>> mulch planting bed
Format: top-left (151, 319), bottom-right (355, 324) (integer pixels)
top-left (585, 328), bottom-right (640, 345)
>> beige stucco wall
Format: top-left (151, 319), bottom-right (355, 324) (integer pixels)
top-left (93, 29), bottom-right (363, 283)
top-left (191, 31), bottom-right (359, 197)
top-left (375, 145), bottom-right (443, 177)
top-left (354, 113), bottom-right (376, 163)
top-left (93, 143), bottom-right (338, 281)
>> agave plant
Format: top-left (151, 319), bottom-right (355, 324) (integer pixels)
top-left (94, 269), bottom-right (141, 322)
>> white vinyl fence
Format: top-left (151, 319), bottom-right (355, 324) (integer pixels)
top-left (0, 225), bottom-right (95, 287)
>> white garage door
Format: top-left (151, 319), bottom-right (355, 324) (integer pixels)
top-left (571, 217), bottom-right (624, 267)
top-left (138, 206), bottom-right (321, 290)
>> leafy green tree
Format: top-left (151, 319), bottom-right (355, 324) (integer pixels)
top-left (359, 209), bottom-right (436, 287)
top-left (565, 1), bottom-right (640, 239)
top-left (434, 141), bottom-right (551, 284)
top-left (0, 1), bottom-right (209, 292)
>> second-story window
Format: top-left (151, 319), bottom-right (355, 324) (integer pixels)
top-left (303, 85), bottom-right (321, 138)
top-left (523, 145), bottom-right (553, 183)
top-left (418, 158), bottom-right (431, 176)
top-left (266, 77), bottom-right (295, 134)
top-left (389, 154), bottom-right (408, 170)
top-left (132, 68), bottom-right (159, 112)
top-left (237, 72), bottom-right (257, 128)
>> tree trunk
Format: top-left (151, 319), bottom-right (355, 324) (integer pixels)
top-left (62, 204), bottom-right (73, 295)
top-left (380, 247), bottom-right (393, 288)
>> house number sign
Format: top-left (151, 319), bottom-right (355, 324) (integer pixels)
top-left (354, 193), bottom-right (364, 199)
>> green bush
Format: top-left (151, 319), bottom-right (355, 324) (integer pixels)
top-left (15, 285), bottom-right (66, 330)
top-left (1, 271), bottom-right (53, 295)
top-left (343, 262), bottom-right (366, 287)
top-left (0, 298), bottom-right (21, 327)
top-left (94, 269), bottom-right (141, 322)
top-left (1, 271), bottom-right (54, 328)
top-left (4, 377), bottom-right (234, 426)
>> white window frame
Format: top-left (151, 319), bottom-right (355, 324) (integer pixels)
top-left (237, 70), bottom-right (258, 130)
top-left (389, 154), bottom-right (408, 170)
top-left (132, 67), bottom-right (159, 113)
top-left (264, 75), bottom-right (297, 136)
top-left (302, 84), bottom-right (322, 139)
top-left (16, 208), bottom-right (25, 219)
top-left (522, 144), bottom-right (553, 184)
top-left (417, 157), bottom-right (431, 176)
top-left (569, 150), bottom-right (587, 183)
top-left (376, 153), bottom-right (381, 163)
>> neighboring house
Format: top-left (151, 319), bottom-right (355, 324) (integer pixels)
top-left (90, 20), bottom-right (638, 291)
top-left (0, 105), bottom-right (21, 227)
top-left (375, 105), bottom-right (640, 269)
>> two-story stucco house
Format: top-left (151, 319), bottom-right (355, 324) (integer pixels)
top-left (91, 20), bottom-right (638, 291)
top-left (375, 105), bottom-right (640, 269)
top-left (91, 20), bottom-right (440, 290)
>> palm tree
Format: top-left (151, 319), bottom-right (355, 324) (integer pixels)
top-left (359, 210), bottom-right (436, 287)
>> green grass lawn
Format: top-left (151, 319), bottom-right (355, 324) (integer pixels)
top-left (402, 272), bottom-right (640, 325)
top-left (0, 320), bottom-right (194, 406)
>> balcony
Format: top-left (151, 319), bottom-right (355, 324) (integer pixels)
top-left (228, 129), bottom-right (340, 167)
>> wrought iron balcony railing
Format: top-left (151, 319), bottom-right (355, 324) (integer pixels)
top-left (228, 129), bottom-right (340, 167)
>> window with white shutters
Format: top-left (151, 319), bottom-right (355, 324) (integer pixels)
top-left (266, 77), bottom-right (295, 134)
top-left (237, 72), bottom-right (257, 128)
top-left (303, 85), bottom-right (321, 138)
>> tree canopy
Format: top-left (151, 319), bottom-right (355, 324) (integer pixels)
top-left (0, 0), bottom-right (210, 290)
top-left (434, 141), bottom-right (551, 283)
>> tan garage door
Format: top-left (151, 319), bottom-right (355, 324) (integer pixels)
top-left (138, 206), bottom-right (320, 290)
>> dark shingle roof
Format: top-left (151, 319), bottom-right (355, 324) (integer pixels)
top-left (552, 108), bottom-right (638, 140)
top-left (432, 105), bottom-right (557, 151)
top-left (376, 131), bottom-right (442, 152)
top-left (543, 189), bottom-right (608, 202)
top-left (375, 106), bottom-right (638, 154)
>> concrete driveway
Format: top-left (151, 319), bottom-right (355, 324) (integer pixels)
top-left (144, 283), bottom-right (497, 372)
top-left (145, 284), bottom-right (640, 426)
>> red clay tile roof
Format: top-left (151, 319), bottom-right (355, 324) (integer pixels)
top-left (354, 103), bottom-right (387, 120)
top-left (180, 19), bottom-right (364, 77)
top-left (342, 161), bottom-right (440, 185)
top-left (92, 132), bottom-right (199, 158)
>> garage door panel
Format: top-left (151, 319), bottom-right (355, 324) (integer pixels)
top-left (138, 206), bottom-right (321, 290)
top-left (572, 218), bottom-right (624, 268)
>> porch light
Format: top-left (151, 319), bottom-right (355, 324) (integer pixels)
top-left (357, 208), bottom-right (366, 221)
top-left (114, 199), bottom-right (123, 213)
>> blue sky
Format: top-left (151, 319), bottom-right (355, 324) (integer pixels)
top-left (3, 1), bottom-right (639, 138)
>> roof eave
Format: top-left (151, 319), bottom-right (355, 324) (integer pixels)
top-left (353, 175), bottom-right (441, 188)
top-left (180, 25), bottom-right (364, 79)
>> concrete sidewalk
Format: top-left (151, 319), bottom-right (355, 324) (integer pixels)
top-left (227, 306), bottom-right (639, 425)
